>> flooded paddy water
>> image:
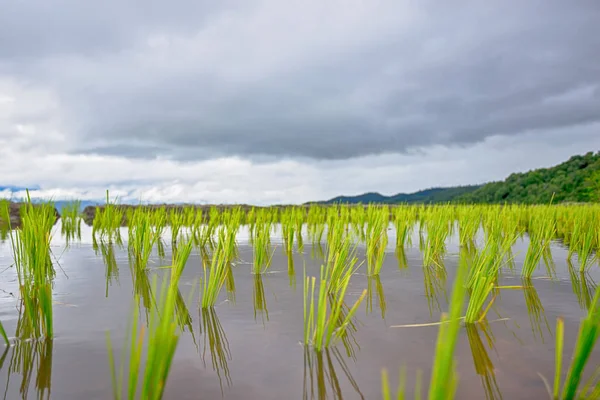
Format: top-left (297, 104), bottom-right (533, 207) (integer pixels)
top-left (0, 217), bottom-right (599, 399)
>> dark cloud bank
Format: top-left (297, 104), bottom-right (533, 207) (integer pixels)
top-left (2, 0), bottom-right (599, 161)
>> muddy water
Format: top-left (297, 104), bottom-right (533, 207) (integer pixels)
top-left (0, 223), bottom-right (599, 399)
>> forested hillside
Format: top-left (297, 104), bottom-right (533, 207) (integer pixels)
top-left (321, 185), bottom-right (481, 204)
top-left (319, 152), bottom-right (600, 205)
top-left (457, 151), bottom-right (600, 204)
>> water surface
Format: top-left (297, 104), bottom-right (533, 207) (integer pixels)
top-left (0, 223), bottom-right (599, 399)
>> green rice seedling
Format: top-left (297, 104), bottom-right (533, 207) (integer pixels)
top-left (323, 218), bottom-right (364, 297)
top-left (251, 220), bottom-right (275, 274)
top-left (542, 245), bottom-right (557, 278)
top-left (422, 207), bottom-right (451, 269)
top-left (382, 232), bottom-right (468, 399)
top-left (0, 221), bottom-right (9, 242)
top-left (106, 273), bottom-right (190, 400)
top-left (307, 204), bottom-right (327, 245)
top-left (3, 196), bottom-right (56, 339)
top-left (191, 214), bottom-right (213, 251)
top-left (0, 198), bottom-right (9, 221)
top-left (0, 320), bottom-right (8, 345)
top-left (199, 307), bottom-right (232, 393)
top-left (303, 346), bottom-right (364, 400)
top-left (498, 207), bottom-right (522, 271)
top-left (522, 207), bottom-right (556, 278)
top-left (16, 196), bottom-right (57, 280)
top-left (458, 206), bottom-right (480, 248)
top-left (330, 298), bottom-right (362, 360)
top-left (349, 205), bottom-right (367, 242)
top-left (571, 217), bottom-right (597, 272)
top-left (567, 215), bottom-right (583, 262)
top-left (308, 205), bottom-right (327, 237)
top-left (93, 191), bottom-right (124, 243)
top-left (281, 208), bottom-right (296, 254)
top-left (191, 208), bottom-right (220, 251)
top-left (128, 208), bottom-right (162, 270)
top-left (182, 206), bottom-right (196, 227)
top-left (209, 206), bottom-right (221, 226)
top-left (211, 216), bottom-right (240, 304)
top-left (60, 200), bottom-right (82, 244)
top-left (547, 283), bottom-right (600, 399)
top-left (595, 212), bottom-right (600, 262)
top-left (200, 226), bottom-right (235, 308)
top-left (303, 265), bottom-right (367, 351)
top-left (291, 207), bottom-right (305, 253)
top-left (365, 205), bottom-right (389, 276)
top-left (464, 240), bottom-right (522, 324)
top-left (394, 206), bottom-right (416, 250)
top-left (151, 206), bottom-right (168, 238)
top-left (426, 219), bottom-right (468, 395)
top-left (166, 236), bottom-right (194, 288)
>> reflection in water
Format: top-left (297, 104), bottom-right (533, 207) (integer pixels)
top-left (366, 276), bottom-right (386, 319)
top-left (395, 248), bottom-right (408, 270)
top-left (541, 247), bottom-right (556, 278)
top-left (128, 259), bottom-right (154, 317)
top-left (311, 243), bottom-right (325, 262)
top-left (504, 246), bottom-right (516, 271)
top-left (225, 262), bottom-right (236, 304)
top-left (466, 322), bottom-right (502, 400)
top-left (199, 308), bottom-right (232, 393)
top-left (567, 259), bottom-right (597, 311)
top-left (296, 228), bottom-right (304, 254)
top-left (422, 262), bottom-right (447, 316)
top-left (2, 304), bottom-right (54, 400)
top-left (97, 241), bottom-right (120, 298)
top-left (157, 239), bottom-right (166, 260)
top-left (253, 275), bottom-right (269, 322)
top-left (330, 298), bottom-right (361, 360)
top-left (287, 251), bottom-right (296, 289)
top-left (199, 244), bottom-right (212, 270)
top-left (61, 220), bottom-right (81, 247)
top-left (175, 289), bottom-right (197, 347)
top-left (303, 347), bottom-right (364, 400)
top-left (522, 279), bottom-right (551, 342)
top-left (1, 338), bottom-right (53, 400)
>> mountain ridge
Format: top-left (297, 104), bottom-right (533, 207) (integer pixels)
top-left (317, 151), bottom-right (600, 205)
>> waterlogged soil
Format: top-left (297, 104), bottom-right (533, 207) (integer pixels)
top-left (0, 223), bottom-right (599, 399)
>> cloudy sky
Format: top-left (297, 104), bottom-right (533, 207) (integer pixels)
top-left (1, 0), bottom-right (599, 204)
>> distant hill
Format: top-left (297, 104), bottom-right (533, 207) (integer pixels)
top-left (320, 185), bottom-right (481, 205)
top-left (317, 151), bottom-right (600, 205)
top-left (456, 151), bottom-right (600, 204)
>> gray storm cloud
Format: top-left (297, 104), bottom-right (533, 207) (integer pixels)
top-left (1, 0), bottom-right (599, 161)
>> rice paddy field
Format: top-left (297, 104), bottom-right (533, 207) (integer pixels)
top-left (1, 198), bottom-right (600, 399)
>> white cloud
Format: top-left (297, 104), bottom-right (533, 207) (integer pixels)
top-left (1, 123), bottom-right (598, 205)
